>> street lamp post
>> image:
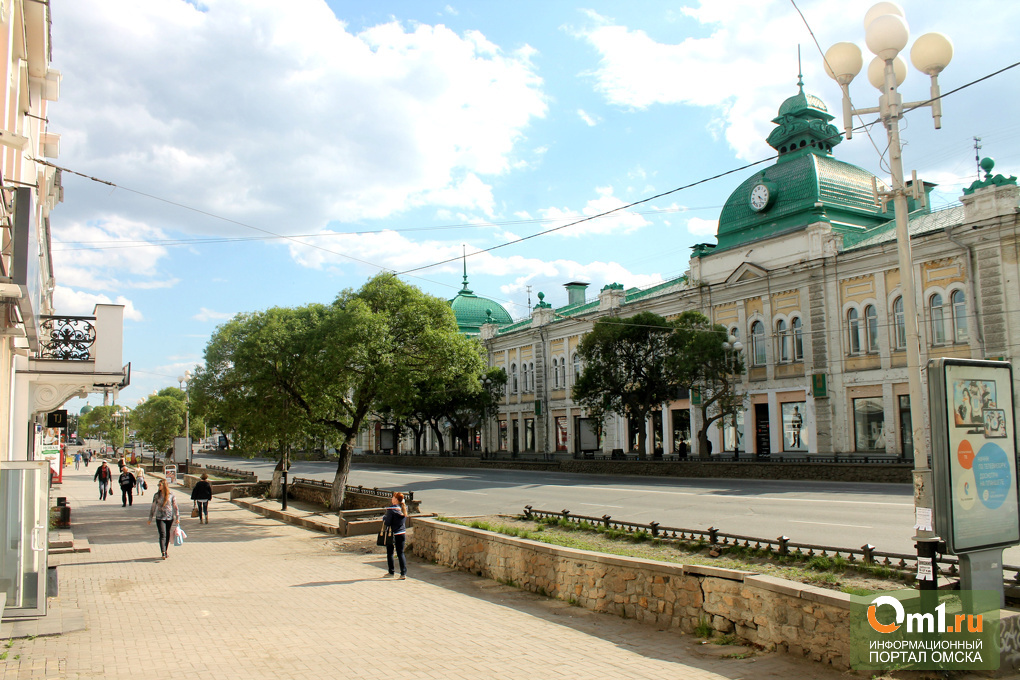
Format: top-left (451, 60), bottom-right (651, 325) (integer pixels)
top-left (722, 335), bottom-right (744, 460)
top-left (178, 370), bottom-right (192, 466)
top-left (823, 3), bottom-right (953, 590)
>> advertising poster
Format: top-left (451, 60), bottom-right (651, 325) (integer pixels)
top-left (937, 362), bottom-right (1020, 553)
top-left (40, 426), bottom-right (63, 483)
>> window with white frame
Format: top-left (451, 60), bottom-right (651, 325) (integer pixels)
top-left (529, 362), bottom-right (535, 391)
top-left (930, 293), bottom-right (946, 345)
top-left (750, 321), bottom-right (766, 366)
top-left (561, 358), bottom-right (567, 386)
top-left (951, 289), bottom-right (968, 343)
top-left (864, 304), bottom-right (879, 353)
top-left (572, 353), bottom-right (580, 383)
top-left (521, 362), bottom-right (529, 393)
top-left (892, 296), bottom-right (906, 349)
top-left (776, 319), bottom-right (790, 363)
top-left (847, 307), bottom-right (862, 354)
top-left (553, 358), bottom-right (560, 388)
top-left (510, 363), bottom-right (518, 393)
top-left (791, 316), bottom-right (804, 360)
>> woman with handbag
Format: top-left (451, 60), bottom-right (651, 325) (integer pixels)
top-left (147, 478), bottom-right (180, 559)
top-left (190, 473), bottom-right (213, 524)
top-left (382, 492), bottom-right (409, 580)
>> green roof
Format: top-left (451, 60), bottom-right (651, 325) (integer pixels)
top-left (449, 265), bottom-right (512, 335)
top-left (843, 205), bottom-right (964, 251)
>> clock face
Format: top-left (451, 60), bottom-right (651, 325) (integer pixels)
top-left (749, 184), bottom-right (770, 212)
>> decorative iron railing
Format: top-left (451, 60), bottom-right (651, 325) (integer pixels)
top-left (38, 315), bottom-right (96, 361)
top-left (522, 506), bottom-right (1020, 583)
top-left (291, 476), bottom-right (413, 501)
top-left (204, 464), bottom-right (257, 479)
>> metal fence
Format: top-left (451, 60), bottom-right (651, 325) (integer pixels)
top-left (204, 464), bottom-right (257, 479)
top-left (522, 506), bottom-right (1020, 583)
top-left (291, 476), bottom-right (414, 502)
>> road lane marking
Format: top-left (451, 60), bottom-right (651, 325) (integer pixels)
top-left (791, 520), bottom-right (873, 528)
top-left (578, 503), bottom-right (622, 508)
top-left (559, 485), bottom-right (911, 506)
top-left (457, 491), bottom-right (487, 495)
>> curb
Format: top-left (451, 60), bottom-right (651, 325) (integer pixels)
top-left (230, 497), bottom-right (340, 535)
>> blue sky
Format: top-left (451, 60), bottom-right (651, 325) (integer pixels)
top-left (49, 0), bottom-right (1020, 410)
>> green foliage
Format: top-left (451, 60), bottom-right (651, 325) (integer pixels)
top-left (694, 616), bottom-right (713, 638)
top-left (573, 311), bottom-right (675, 458)
top-left (665, 310), bottom-right (745, 457)
top-left (78, 405), bottom-right (127, 452)
top-left (131, 397), bottom-right (185, 455)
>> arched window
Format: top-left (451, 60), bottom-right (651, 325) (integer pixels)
top-left (893, 297), bottom-right (906, 349)
top-left (510, 363), bottom-right (518, 393)
top-left (930, 293), bottom-right (946, 345)
top-left (864, 304), bottom-right (879, 352)
top-left (529, 362), bottom-right (535, 391)
top-left (561, 358), bottom-right (567, 386)
top-left (776, 319), bottom-right (789, 363)
top-left (791, 316), bottom-right (803, 360)
top-left (572, 353), bottom-right (581, 383)
top-left (750, 321), bottom-right (766, 366)
top-left (847, 308), bottom-right (861, 354)
top-left (523, 363), bottom-right (530, 392)
top-left (951, 290), bottom-right (968, 343)
top-left (553, 358), bottom-right (560, 388)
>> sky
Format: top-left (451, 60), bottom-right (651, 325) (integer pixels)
top-left (49, 0), bottom-right (1020, 411)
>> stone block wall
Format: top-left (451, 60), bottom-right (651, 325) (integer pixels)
top-left (284, 482), bottom-right (422, 513)
top-left (412, 518), bottom-right (852, 669)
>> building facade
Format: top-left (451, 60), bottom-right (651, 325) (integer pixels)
top-left (479, 83), bottom-right (1020, 459)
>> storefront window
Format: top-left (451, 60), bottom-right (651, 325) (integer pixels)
top-left (524, 419), bottom-right (535, 451)
top-left (555, 416), bottom-right (568, 451)
top-left (671, 409), bottom-right (691, 456)
top-left (782, 402), bottom-right (807, 452)
top-left (853, 397), bottom-right (885, 452)
top-left (498, 421), bottom-right (507, 451)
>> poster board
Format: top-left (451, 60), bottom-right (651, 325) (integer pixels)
top-left (173, 437), bottom-right (190, 463)
top-left (578, 418), bottom-right (600, 451)
top-left (930, 358), bottom-right (1020, 554)
top-left (40, 426), bottom-right (63, 483)
top-left (164, 465), bottom-right (177, 485)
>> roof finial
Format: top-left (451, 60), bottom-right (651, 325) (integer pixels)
top-left (459, 244), bottom-right (473, 294)
top-left (797, 45), bottom-right (804, 92)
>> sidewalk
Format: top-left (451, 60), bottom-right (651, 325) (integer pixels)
top-left (0, 466), bottom-right (859, 680)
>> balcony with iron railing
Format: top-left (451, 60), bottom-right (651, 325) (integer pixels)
top-left (37, 315), bottom-right (97, 361)
top-left (29, 304), bottom-right (129, 389)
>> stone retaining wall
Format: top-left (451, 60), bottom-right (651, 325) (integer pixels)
top-left (360, 454), bottom-right (911, 483)
top-left (411, 517), bottom-right (852, 669)
top-left (287, 482), bottom-right (422, 513)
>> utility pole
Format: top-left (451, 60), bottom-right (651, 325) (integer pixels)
top-left (526, 284), bottom-right (532, 310)
top-left (973, 137), bottom-right (983, 180)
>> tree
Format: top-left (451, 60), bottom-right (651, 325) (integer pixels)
top-left (131, 396), bottom-right (185, 456)
top-left (572, 312), bottom-right (675, 459)
top-left (78, 405), bottom-right (126, 453)
top-left (666, 310), bottom-right (745, 458)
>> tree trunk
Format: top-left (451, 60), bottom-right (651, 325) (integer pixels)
top-left (430, 421), bottom-right (445, 455)
top-left (635, 414), bottom-right (647, 461)
top-left (697, 405), bottom-right (712, 459)
top-left (329, 436), bottom-right (355, 512)
top-left (269, 454), bottom-right (284, 498)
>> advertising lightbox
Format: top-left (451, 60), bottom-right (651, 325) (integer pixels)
top-left (930, 358), bottom-right (1020, 554)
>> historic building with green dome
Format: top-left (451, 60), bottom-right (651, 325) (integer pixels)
top-left (477, 82), bottom-right (1020, 460)
top-left (449, 261), bottom-right (513, 336)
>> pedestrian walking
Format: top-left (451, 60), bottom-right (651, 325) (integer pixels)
top-left (135, 465), bottom-right (147, 497)
top-left (147, 479), bottom-right (180, 560)
top-left (83, 450), bottom-right (90, 468)
top-left (119, 467), bottom-right (137, 507)
top-left (190, 473), bottom-right (213, 524)
top-left (382, 492), bottom-right (409, 580)
top-left (93, 461), bottom-right (113, 501)
top-left (73, 451), bottom-right (81, 470)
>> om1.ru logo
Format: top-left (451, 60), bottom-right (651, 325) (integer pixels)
top-left (868, 595), bottom-right (983, 634)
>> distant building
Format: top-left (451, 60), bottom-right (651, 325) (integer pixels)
top-left (480, 80), bottom-right (1019, 458)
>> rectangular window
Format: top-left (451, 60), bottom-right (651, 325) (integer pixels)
top-left (498, 420), bottom-right (507, 451)
top-left (782, 402), bottom-right (807, 452)
top-left (524, 418), bottom-right (535, 451)
top-left (722, 410), bottom-right (743, 453)
top-left (853, 397), bottom-right (885, 452)
top-left (931, 304), bottom-right (946, 345)
top-left (778, 329), bottom-right (790, 363)
top-left (555, 416), bottom-right (568, 451)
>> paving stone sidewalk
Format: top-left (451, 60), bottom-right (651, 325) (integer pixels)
top-left (0, 465), bottom-right (861, 680)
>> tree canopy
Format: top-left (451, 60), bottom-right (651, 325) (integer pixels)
top-left (78, 405), bottom-right (127, 453)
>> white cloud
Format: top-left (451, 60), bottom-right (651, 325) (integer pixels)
top-left (51, 216), bottom-right (173, 292)
top-left (687, 217), bottom-right (718, 236)
top-left (52, 286), bottom-right (143, 321)
top-left (573, 1), bottom-right (1020, 162)
top-left (193, 308), bottom-right (234, 322)
top-left (577, 109), bottom-right (598, 126)
top-left (53, 1), bottom-right (548, 233)
top-left (536, 186), bottom-right (650, 237)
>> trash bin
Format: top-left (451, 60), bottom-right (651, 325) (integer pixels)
top-left (56, 497), bottom-right (67, 507)
top-left (56, 505), bottom-right (71, 527)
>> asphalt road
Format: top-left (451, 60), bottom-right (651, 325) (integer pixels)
top-left (190, 451), bottom-right (965, 557)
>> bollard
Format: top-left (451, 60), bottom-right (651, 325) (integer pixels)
top-left (778, 536), bottom-right (790, 556)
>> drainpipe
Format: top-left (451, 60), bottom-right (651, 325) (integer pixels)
top-left (945, 224), bottom-right (985, 355)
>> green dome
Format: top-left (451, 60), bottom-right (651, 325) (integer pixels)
top-left (449, 266), bottom-right (512, 335)
top-left (712, 80), bottom-right (890, 253)
top-left (80, 404), bottom-right (93, 415)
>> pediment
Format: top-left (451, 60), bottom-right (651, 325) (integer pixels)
top-left (726, 262), bottom-right (770, 284)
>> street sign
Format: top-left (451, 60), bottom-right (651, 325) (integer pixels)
top-left (929, 358), bottom-right (1020, 554)
top-left (811, 373), bottom-right (827, 398)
